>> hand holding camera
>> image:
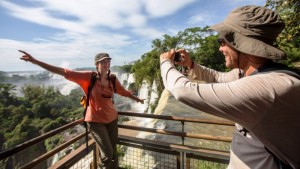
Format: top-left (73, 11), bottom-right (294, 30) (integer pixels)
top-left (160, 48), bottom-right (193, 69)
top-left (174, 52), bottom-right (182, 62)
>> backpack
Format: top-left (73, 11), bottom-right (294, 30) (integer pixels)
top-left (80, 72), bottom-right (117, 152)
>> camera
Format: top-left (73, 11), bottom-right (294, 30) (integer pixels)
top-left (174, 52), bottom-right (182, 62)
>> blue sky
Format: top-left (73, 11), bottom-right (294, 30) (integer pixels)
top-left (0, 0), bottom-right (265, 72)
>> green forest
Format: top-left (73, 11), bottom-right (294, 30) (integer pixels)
top-left (0, 0), bottom-right (299, 168)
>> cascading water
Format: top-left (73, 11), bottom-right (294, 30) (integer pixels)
top-left (131, 79), bottom-right (149, 113)
top-left (127, 74), bottom-right (135, 88)
top-left (50, 74), bottom-right (79, 95)
top-left (115, 73), bottom-right (157, 114)
top-left (147, 80), bottom-right (158, 114)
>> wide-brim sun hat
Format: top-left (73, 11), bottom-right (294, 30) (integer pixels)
top-left (94, 53), bottom-right (111, 64)
top-left (209, 5), bottom-right (286, 60)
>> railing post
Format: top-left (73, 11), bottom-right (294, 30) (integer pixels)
top-left (176, 154), bottom-right (181, 169)
top-left (181, 121), bottom-right (185, 145)
top-left (179, 152), bottom-right (186, 169)
top-left (92, 145), bottom-right (97, 169)
top-left (186, 156), bottom-right (190, 169)
top-left (96, 146), bottom-right (100, 168)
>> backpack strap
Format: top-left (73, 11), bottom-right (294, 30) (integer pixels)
top-left (83, 72), bottom-right (97, 153)
top-left (250, 61), bottom-right (300, 79)
top-left (85, 72), bottom-right (98, 108)
top-left (110, 74), bottom-right (117, 93)
top-left (108, 73), bottom-right (117, 104)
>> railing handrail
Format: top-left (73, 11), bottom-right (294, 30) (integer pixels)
top-left (118, 124), bottom-right (232, 142)
top-left (21, 133), bottom-right (86, 169)
top-left (0, 118), bottom-right (83, 161)
top-left (119, 111), bottom-right (235, 126)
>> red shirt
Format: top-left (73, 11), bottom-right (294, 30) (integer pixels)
top-left (64, 69), bottom-right (132, 123)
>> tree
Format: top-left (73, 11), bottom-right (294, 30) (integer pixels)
top-left (131, 27), bottom-right (227, 113)
top-left (265, 0), bottom-right (300, 67)
top-left (4, 116), bottom-right (38, 148)
top-left (0, 84), bottom-right (18, 106)
top-left (178, 27), bottom-right (226, 71)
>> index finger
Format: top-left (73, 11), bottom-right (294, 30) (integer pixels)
top-left (18, 50), bottom-right (29, 55)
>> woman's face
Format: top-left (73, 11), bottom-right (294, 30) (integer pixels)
top-left (96, 58), bottom-right (111, 73)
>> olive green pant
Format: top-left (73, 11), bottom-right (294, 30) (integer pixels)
top-left (88, 119), bottom-right (118, 169)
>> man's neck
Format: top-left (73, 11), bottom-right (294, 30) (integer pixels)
top-left (242, 55), bottom-right (269, 76)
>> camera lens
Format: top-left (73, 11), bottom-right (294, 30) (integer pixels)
top-left (174, 52), bottom-right (181, 62)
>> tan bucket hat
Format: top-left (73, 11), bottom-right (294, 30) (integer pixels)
top-left (94, 53), bottom-right (111, 64)
top-left (209, 5), bottom-right (286, 60)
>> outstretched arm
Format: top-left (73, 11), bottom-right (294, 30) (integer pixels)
top-left (128, 94), bottom-right (145, 104)
top-left (19, 50), bottom-right (65, 76)
top-left (113, 77), bottom-right (145, 104)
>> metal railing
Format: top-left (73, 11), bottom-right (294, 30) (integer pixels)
top-left (0, 111), bottom-right (234, 169)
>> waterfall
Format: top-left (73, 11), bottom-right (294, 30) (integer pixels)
top-left (130, 80), bottom-right (148, 113)
top-left (114, 72), bottom-right (159, 114)
top-left (147, 80), bottom-right (159, 114)
top-left (119, 73), bottom-right (129, 87)
top-left (127, 74), bottom-right (135, 87)
top-left (48, 73), bottom-right (79, 95)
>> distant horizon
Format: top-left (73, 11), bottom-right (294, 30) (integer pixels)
top-left (1, 65), bottom-right (129, 73)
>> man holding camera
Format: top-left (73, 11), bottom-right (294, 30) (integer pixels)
top-left (160, 5), bottom-right (300, 169)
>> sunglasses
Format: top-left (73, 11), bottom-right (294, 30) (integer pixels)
top-left (217, 38), bottom-right (226, 47)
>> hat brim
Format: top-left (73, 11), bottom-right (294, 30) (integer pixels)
top-left (209, 23), bottom-right (286, 60)
top-left (95, 57), bottom-right (112, 63)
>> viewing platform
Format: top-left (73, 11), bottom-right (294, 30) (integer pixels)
top-left (0, 111), bottom-right (234, 169)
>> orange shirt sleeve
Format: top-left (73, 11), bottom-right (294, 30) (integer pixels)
top-left (64, 68), bottom-right (92, 95)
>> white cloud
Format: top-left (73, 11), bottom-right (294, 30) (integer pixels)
top-left (1, 0), bottom-right (197, 32)
top-left (3, 0), bottom-right (257, 71)
top-left (1, 1), bottom-right (90, 33)
top-left (144, 0), bottom-right (196, 17)
top-left (186, 11), bottom-right (215, 27)
top-left (0, 0), bottom-right (193, 71)
top-left (40, 0), bottom-right (144, 29)
top-left (187, 14), bottom-right (205, 24)
top-left (132, 27), bottom-right (164, 39)
top-left (126, 14), bottom-right (147, 28)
